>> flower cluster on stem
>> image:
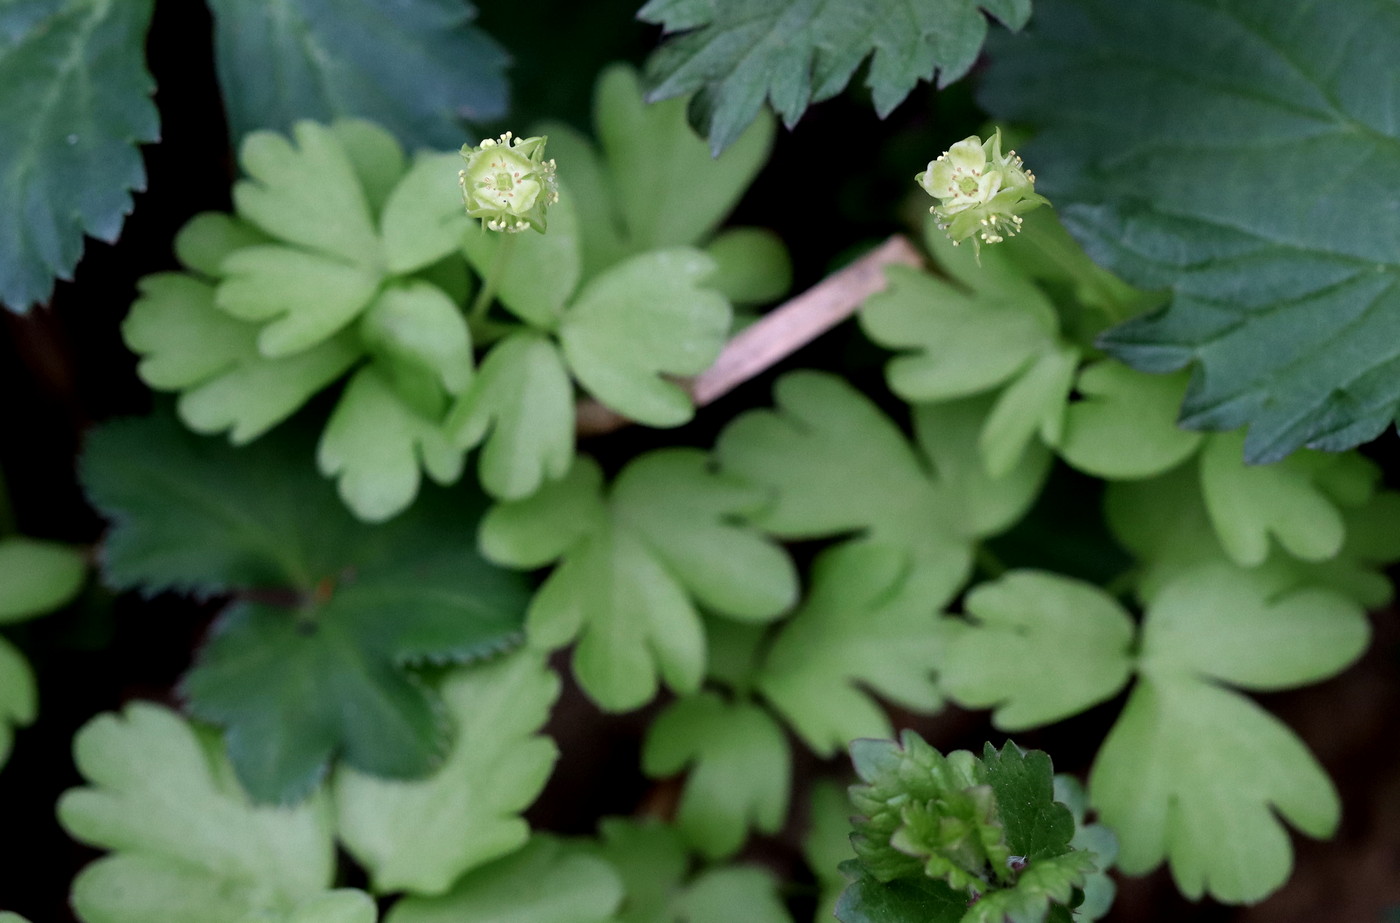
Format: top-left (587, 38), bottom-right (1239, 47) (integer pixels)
top-left (459, 132), bottom-right (559, 233)
top-left (916, 130), bottom-right (1048, 253)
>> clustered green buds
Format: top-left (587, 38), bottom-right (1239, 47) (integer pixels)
top-left (459, 131), bottom-right (559, 233)
top-left (916, 130), bottom-right (1048, 251)
top-left (848, 731), bottom-right (1013, 893)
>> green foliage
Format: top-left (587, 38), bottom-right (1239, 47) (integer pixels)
top-left (124, 119), bottom-right (474, 521)
top-left (982, 0), bottom-right (1400, 462)
top-left (57, 703), bottom-right (341, 923)
top-left (0, 0), bottom-right (158, 310)
top-left (385, 835), bottom-right (624, 923)
top-left (586, 818), bottom-right (794, 923)
top-left (80, 413), bottom-right (529, 802)
top-left (839, 735), bottom-right (1093, 923)
top-left (642, 690), bottom-right (790, 859)
top-left (206, 0), bottom-right (508, 147)
top-left (0, 537), bottom-right (88, 766)
top-left (639, 0), bottom-right (1032, 153)
top-left (804, 781), bottom-right (857, 923)
top-left (333, 651), bottom-right (560, 895)
top-left (480, 450), bottom-right (797, 710)
top-left (1052, 777), bottom-right (1116, 920)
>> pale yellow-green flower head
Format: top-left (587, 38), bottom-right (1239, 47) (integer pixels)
top-left (459, 132), bottom-right (559, 233)
top-left (916, 130), bottom-right (1047, 252)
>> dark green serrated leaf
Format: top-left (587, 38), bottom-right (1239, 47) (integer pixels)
top-left (0, 0), bottom-right (158, 310)
top-left (834, 860), bottom-right (967, 923)
top-left (982, 0), bottom-right (1400, 462)
top-left (81, 411), bottom-right (360, 595)
top-left (207, 0), bottom-right (507, 148)
top-left (640, 0), bottom-right (1031, 153)
top-left (180, 482), bottom-right (527, 803)
top-left (981, 743), bottom-right (1075, 862)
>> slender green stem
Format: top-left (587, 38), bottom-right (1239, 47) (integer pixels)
top-left (469, 232), bottom-right (517, 325)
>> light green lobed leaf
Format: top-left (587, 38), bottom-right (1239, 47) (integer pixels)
top-left (0, 636), bottom-right (37, 768)
top-left (124, 273), bottom-right (361, 444)
top-left (940, 571), bottom-right (1135, 730)
top-left (448, 331), bottom-right (576, 501)
top-left (560, 247), bottom-right (731, 427)
top-left (284, 890), bottom-right (379, 923)
top-left (1198, 431), bottom-right (1348, 567)
top-left (0, 0), bottom-right (158, 310)
top-left (804, 781), bottom-right (856, 923)
top-left (982, 0), bottom-right (1400, 463)
top-left (860, 262), bottom-right (1059, 404)
top-left (1088, 564), bottom-right (1369, 904)
top-left (535, 64), bottom-right (777, 282)
top-left (57, 703), bottom-right (337, 923)
top-left (481, 451), bottom-right (796, 711)
top-left (757, 542), bottom-right (944, 756)
top-left (642, 691), bottom-right (791, 859)
top-left (1106, 462), bottom-right (1399, 609)
top-left (586, 817), bottom-right (792, 923)
top-left (384, 836), bottom-right (624, 923)
top-left (358, 282), bottom-right (473, 409)
top-left (1056, 361), bottom-right (1202, 480)
top-left (379, 151), bottom-right (473, 275)
top-left (0, 536), bottom-right (87, 623)
top-left (335, 651), bottom-right (560, 896)
top-left (317, 364), bottom-right (465, 523)
top-left (703, 227), bottom-right (792, 306)
top-left (232, 121), bottom-right (383, 265)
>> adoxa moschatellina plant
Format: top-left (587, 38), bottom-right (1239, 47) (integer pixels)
top-left (459, 131), bottom-right (559, 234)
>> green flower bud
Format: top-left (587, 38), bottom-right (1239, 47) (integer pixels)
top-left (458, 132), bottom-right (559, 233)
top-left (916, 130), bottom-right (1048, 251)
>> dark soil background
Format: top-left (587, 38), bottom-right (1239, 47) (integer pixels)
top-left (2, 2), bottom-right (1398, 920)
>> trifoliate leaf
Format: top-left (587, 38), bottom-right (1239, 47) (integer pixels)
top-left (1056, 362), bottom-right (1202, 480)
top-left (940, 572), bottom-right (1135, 730)
top-left (173, 212), bottom-right (273, 278)
top-left (481, 450), bottom-right (795, 711)
top-left (208, 0), bottom-right (507, 148)
top-left (384, 836), bottom-right (624, 923)
top-left (379, 152), bottom-right (472, 275)
top-left (978, 344), bottom-right (1078, 479)
top-left (460, 187), bottom-right (582, 329)
top-left (860, 263), bottom-right (1058, 404)
top-left (757, 542), bottom-right (943, 755)
top-left (1139, 564), bottom-right (1369, 693)
top-left (123, 274), bottom-right (361, 444)
top-left (57, 703), bottom-right (336, 923)
top-left (981, 0), bottom-right (1400, 462)
top-left (335, 651), bottom-right (560, 895)
top-left (1089, 564), bottom-right (1368, 903)
top-left (448, 331), bottom-right (575, 501)
top-left (560, 248), bottom-right (730, 426)
top-left (673, 866), bottom-right (794, 923)
top-left (217, 245), bottom-right (383, 358)
top-left (0, 536), bottom-right (86, 623)
top-left (317, 365), bottom-right (464, 523)
top-left (0, 0), bottom-right (157, 310)
top-left (1090, 676), bottom-right (1338, 904)
top-left (233, 121), bottom-right (382, 265)
top-left (0, 636), bottom-right (37, 768)
top-left (535, 65), bottom-right (776, 281)
top-left (331, 117), bottom-right (411, 213)
top-left (642, 691), bottom-right (790, 859)
top-left (834, 861), bottom-right (967, 923)
top-left (640, 0), bottom-right (1032, 154)
top-left (1198, 431), bottom-right (1347, 567)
